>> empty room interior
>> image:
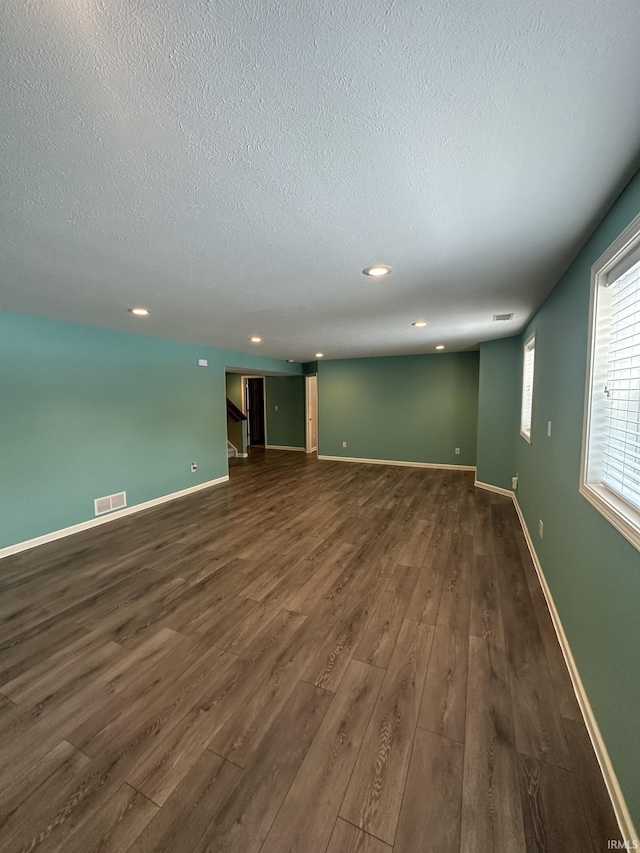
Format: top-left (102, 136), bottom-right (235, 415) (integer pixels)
top-left (1, 1), bottom-right (640, 851)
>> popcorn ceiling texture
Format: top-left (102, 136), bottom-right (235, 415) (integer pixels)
top-left (1, 0), bottom-right (640, 358)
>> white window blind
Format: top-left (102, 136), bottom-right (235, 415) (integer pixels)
top-left (520, 335), bottom-right (536, 441)
top-left (601, 259), bottom-right (640, 510)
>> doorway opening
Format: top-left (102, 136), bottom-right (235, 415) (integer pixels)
top-left (245, 376), bottom-right (267, 447)
top-left (305, 374), bottom-right (318, 453)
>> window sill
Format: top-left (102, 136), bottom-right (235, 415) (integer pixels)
top-left (579, 482), bottom-right (640, 553)
top-left (520, 429), bottom-right (532, 444)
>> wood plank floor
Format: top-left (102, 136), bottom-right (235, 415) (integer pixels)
top-left (0, 450), bottom-right (621, 852)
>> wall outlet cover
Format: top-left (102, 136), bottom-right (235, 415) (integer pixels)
top-left (197, 358), bottom-right (208, 367)
top-left (342, 441), bottom-right (347, 448)
top-left (190, 463), bottom-right (197, 472)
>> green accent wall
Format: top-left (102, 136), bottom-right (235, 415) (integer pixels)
top-left (265, 376), bottom-right (306, 448)
top-left (477, 169), bottom-right (640, 829)
top-left (476, 336), bottom-right (521, 490)
top-left (317, 352), bottom-right (479, 466)
top-left (0, 311), bottom-right (299, 551)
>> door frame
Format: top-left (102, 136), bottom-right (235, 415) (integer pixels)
top-left (241, 375), bottom-right (268, 446)
top-left (305, 374), bottom-right (318, 453)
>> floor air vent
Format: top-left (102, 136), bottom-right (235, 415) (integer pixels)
top-left (94, 491), bottom-right (127, 516)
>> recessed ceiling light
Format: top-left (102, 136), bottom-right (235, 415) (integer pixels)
top-left (435, 344), bottom-right (445, 350)
top-left (128, 307), bottom-right (149, 316)
top-left (250, 336), bottom-right (262, 343)
top-left (412, 321), bottom-right (428, 328)
top-left (315, 353), bottom-right (324, 358)
top-left (362, 265), bottom-right (392, 277)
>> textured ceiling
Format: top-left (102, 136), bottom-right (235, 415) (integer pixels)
top-left (2, 0), bottom-right (640, 360)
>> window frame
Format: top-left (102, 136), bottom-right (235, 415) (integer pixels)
top-left (520, 333), bottom-right (536, 443)
top-left (580, 211), bottom-right (640, 553)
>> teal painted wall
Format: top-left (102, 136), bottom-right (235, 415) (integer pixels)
top-left (317, 352), bottom-right (479, 466)
top-left (265, 376), bottom-right (306, 448)
top-left (0, 312), bottom-right (299, 550)
top-left (476, 336), bottom-right (521, 491)
top-left (476, 170), bottom-right (640, 828)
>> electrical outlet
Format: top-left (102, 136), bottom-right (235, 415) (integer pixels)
top-left (512, 475), bottom-right (518, 490)
top-left (538, 519), bottom-right (544, 538)
top-left (342, 441), bottom-right (347, 448)
top-left (275, 405), bottom-right (279, 411)
top-left (197, 358), bottom-right (208, 367)
top-left (547, 420), bottom-right (552, 437)
top-left (190, 463), bottom-right (197, 473)
top-left (455, 447), bottom-right (460, 455)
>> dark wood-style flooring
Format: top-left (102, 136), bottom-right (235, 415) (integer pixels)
top-left (0, 450), bottom-right (621, 852)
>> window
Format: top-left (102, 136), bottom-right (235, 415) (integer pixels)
top-left (520, 334), bottom-right (536, 442)
top-left (581, 212), bottom-right (640, 551)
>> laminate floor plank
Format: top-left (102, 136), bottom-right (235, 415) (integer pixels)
top-left (34, 563), bottom-right (165, 623)
top-left (199, 680), bottom-right (331, 853)
top-left (563, 717), bottom-right (623, 848)
top-left (418, 591), bottom-right (470, 744)
top-left (339, 618), bottom-right (434, 845)
top-left (353, 566), bottom-right (419, 669)
top-left (472, 491), bottom-right (495, 557)
top-left (124, 651), bottom-right (239, 805)
top-left (52, 782), bottom-right (158, 853)
top-left (0, 740), bottom-right (92, 853)
top-left (0, 614), bottom-right (91, 686)
top-left (509, 516), bottom-right (583, 723)
top-left (460, 636), bottom-right (526, 853)
top-left (469, 552), bottom-right (505, 644)
top-left (404, 545), bottom-right (449, 625)
top-left (439, 532), bottom-right (473, 601)
top-left (76, 644), bottom-right (234, 759)
top-left (394, 728), bottom-right (463, 853)
top-left (260, 659), bottom-right (384, 853)
top-left (518, 753), bottom-right (595, 853)
top-left (284, 541), bottom-right (355, 614)
top-left (0, 592), bottom-right (59, 640)
top-left (126, 751), bottom-right (242, 853)
top-left (325, 818), bottom-right (393, 853)
top-left (202, 609), bottom-right (318, 766)
top-left (302, 573), bottom-right (388, 692)
top-left (0, 628), bottom-right (186, 794)
top-left (0, 451), bottom-right (618, 853)
top-left (496, 545), bottom-right (572, 770)
top-left (207, 597), bottom-right (283, 654)
top-left (0, 627), bottom-right (125, 704)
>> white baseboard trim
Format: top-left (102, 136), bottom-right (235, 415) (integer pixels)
top-left (265, 445), bottom-right (306, 452)
top-left (474, 479), bottom-right (514, 498)
top-left (237, 453), bottom-right (249, 458)
top-left (318, 454), bottom-right (476, 472)
top-left (0, 476), bottom-right (230, 560)
top-left (511, 494), bottom-right (637, 845)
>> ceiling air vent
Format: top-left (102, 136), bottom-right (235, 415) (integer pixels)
top-left (493, 313), bottom-right (514, 321)
top-left (94, 491), bottom-right (127, 516)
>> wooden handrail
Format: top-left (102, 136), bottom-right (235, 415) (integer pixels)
top-left (226, 397), bottom-right (247, 422)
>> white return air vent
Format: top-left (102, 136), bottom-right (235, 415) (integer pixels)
top-left (493, 313), bottom-right (514, 321)
top-left (94, 491), bottom-right (127, 516)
